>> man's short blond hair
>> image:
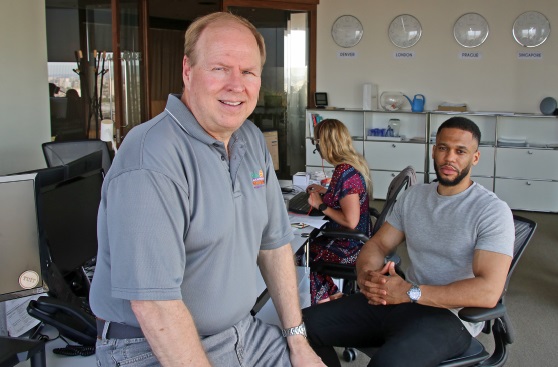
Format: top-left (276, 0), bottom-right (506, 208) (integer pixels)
top-left (184, 12), bottom-right (266, 69)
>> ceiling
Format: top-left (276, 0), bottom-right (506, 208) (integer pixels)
top-left (46, 0), bottom-right (220, 22)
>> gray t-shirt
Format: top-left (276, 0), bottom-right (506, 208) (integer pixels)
top-left (387, 182), bottom-right (514, 336)
top-left (90, 94), bottom-right (294, 336)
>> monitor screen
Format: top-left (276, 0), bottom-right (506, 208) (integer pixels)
top-left (11, 165), bottom-right (68, 188)
top-left (0, 174), bottom-right (47, 302)
top-left (40, 170), bottom-right (103, 276)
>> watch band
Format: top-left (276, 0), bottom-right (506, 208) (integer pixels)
top-left (281, 322), bottom-right (307, 338)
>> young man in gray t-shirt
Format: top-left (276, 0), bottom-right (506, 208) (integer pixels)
top-left (303, 116), bottom-right (515, 367)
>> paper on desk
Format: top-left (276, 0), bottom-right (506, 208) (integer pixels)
top-left (6, 295), bottom-right (41, 336)
top-left (289, 213), bottom-right (327, 229)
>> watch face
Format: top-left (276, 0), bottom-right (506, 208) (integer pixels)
top-left (513, 11), bottom-right (550, 47)
top-left (388, 14), bottom-right (422, 48)
top-left (454, 13), bottom-right (489, 48)
top-left (331, 15), bottom-right (364, 48)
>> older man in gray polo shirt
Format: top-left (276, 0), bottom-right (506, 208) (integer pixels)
top-left (90, 12), bottom-right (324, 367)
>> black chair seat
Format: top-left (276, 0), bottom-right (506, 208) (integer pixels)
top-left (438, 338), bottom-right (488, 367)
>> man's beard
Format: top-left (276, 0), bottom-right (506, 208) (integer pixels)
top-left (434, 161), bottom-right (471, 187)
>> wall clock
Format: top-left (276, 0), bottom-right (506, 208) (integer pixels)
top-left (453, 13), bottom-right (489, 48)
top-left (512, 11), bottom-right (550, 47)
top-left (331, 15), bottom-right (363, 48)
top-left (388, 14), bottom-right (422, 48)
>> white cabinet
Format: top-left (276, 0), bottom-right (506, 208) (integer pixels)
top-left (364, 141), bottom-right (425, 171)
top-left (494, 178), bottom-right (558, 212)
top-left (494, 115), bottom-right (558, 211)
top-left (307, 109), bottom-right (428, 199)
top-left (306, 110), bottom-right (558, 211)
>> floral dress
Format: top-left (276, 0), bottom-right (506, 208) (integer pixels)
top-left (307, 163), bottom-right (371, 304)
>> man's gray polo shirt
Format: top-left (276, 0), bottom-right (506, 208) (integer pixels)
top-left (90, 94), bottom-right (294, 336)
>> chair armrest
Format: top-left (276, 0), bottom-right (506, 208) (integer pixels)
top-left (318, 228), bottom-right (370, 243)
top-left (458, 303), bottom-right (506, 323)
top-left (369, 207), bottom-right (380, 219)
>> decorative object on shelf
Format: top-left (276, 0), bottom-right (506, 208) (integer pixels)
top-left (539, 97), bottom-right (558, 116)
top-left (73, 49), bottom-right (109, 139)
top-left (388, 14), bottom-right (422, 48)
top-left (437, 103), bottom-right (468, 112)
top-left (380, 91), bottom-right (406, 111)
top-left (453, 13), bottom-right (489, 48)
top-left (403, 94), bottom-right (425, 112)
top-left (331, 15), bottom-right (363, 48)
top-left (512, 11), bottom-right (550, 47)
top-left (388, 119), bottom-right (401, 137)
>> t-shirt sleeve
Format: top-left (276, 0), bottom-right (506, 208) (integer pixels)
top-left (475, 199), bottom-right (515, 257)
top-left (105, 169), bottom-right (188, 301)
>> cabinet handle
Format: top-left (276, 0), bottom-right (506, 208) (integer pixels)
top-left (392, 144), bottom-right (396, 148)
top-left (526, 181), bottom-right (531, 186)
top-left (391, 173), bottom-right (396, 177)
top-left (527, 150), bottom-right (533, 155)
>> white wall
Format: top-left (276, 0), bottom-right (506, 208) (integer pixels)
top-left (0, 0), bottom-right (51, 175)
top-left (316, 0), bottom-right (558, 113)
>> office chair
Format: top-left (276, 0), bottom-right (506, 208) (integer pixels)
top-left (306, 166), bottom-right (416, 361)
top-left (308, 165), bottom-right (417, 290)
top-left (42, 139), bottom-right (112, 175)
top-left (358, 215), bottom-right (537, 367)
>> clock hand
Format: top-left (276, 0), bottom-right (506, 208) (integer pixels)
top-left (401, 17), bottom-right (406, 32)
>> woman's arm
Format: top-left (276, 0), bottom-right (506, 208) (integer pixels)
top-left (308, 191), bottom-right (361, 229)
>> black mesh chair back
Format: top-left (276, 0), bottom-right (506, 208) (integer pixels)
top-left (436, 214), bottom-right (537, 367)
top-left (42, 139), bottom-right (112, 175)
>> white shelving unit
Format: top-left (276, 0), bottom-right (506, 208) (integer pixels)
top-left (307, 109), bottom-right (558, 212)
top-left (306, 109), bottom-right (428, 199)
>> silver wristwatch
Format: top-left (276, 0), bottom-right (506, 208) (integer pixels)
top-left (281, 322), bottom-right (307, 338)
top-left (407, 283), bottom-right (421, 303)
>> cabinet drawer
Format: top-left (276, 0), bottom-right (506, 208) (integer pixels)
top-left (428, 174), bottom-right (493, 192)
top-left (494, 178), bottom-right (558, 212)
top-left (428, 144), bottom-right (494, 177)
top-left (496, 148), bottom-right (558, 180)
top-left (372, 170), bottom-right (424, 200)
top-left (364, 142), bottom-right (425, 172)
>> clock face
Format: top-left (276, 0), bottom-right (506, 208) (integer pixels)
top-left (513, 11), bottom-right (550, 47)
top-left (388, 14), bottom-right (422, 48)
top-left (454, 13), bottom-right (489, 48)
top-left (331, 15), bottom-right (363, 48)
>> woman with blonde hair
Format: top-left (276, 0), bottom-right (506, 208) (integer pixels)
top-left (305, 118), bottom-right (372, 304)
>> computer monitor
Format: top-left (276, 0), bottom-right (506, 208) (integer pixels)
top-left (11, 165), bottom-right (68, 188)
top-left (39, 169), bottom-right (103, 277)
top-left (64, 150), bottom-right (103, 179)
top-left (0, 174), bottom-right (47, 302)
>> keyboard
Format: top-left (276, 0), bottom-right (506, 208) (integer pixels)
top-left (288, 192), bottom-right (323, 216)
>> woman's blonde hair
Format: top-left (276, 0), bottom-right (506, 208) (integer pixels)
top-left (315, 119), bottom-right (373, 197)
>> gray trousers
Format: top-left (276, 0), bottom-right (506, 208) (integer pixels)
top-left (95, 314), bottom-right (292, 367)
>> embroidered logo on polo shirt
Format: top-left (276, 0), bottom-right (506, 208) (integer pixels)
top-left (251, 170), bottom-right (265, 188)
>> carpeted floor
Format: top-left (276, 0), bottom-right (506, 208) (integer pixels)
top-left (335, 208), bottom-right (558, 367)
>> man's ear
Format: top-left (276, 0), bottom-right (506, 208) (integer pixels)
top-left (472, 148), bottom-right (480, 166)
top-left (182, 55), bottom-right (192, 83)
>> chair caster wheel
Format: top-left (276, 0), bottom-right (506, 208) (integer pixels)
top-left (343, 348), bottom-right (357, 362)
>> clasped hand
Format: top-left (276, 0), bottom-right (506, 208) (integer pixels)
top-left (357, 261), bottom-right (409, 305)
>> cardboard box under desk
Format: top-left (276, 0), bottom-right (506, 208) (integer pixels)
top-left (263, 130), bottom-right (279, 169)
